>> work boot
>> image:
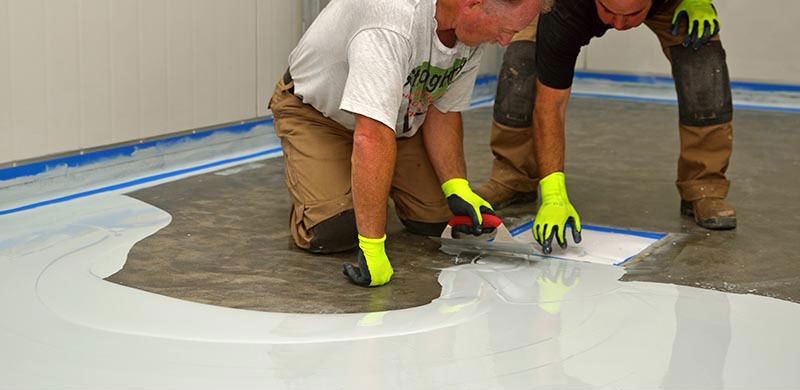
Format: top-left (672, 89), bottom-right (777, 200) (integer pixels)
top-left (474, 181), bottom-right (537, 210)
top-left (680, 198), bottom-right (737, 230)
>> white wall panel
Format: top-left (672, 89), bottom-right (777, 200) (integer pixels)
top-left (257, 0), bottom-right (302, 117)
top-left (78, 0), bottom-right (113, 149)
top-left (166, 0), bottom-right (194, 134)
top-left (0, 0), bottom-right (11, 163)
top-left (2, 0), bottom-right (267, 164)
top-left (714, 1), bottom-right (800, 84)
top-left (582, 1), bottom-right (800, 85)
top-left (9, 0), bottom-right (47, 163)
top-left (110, 0), bottom-right (141, 144)
top-left (45, 0), bottom-right (82, 155)
top-left (139, 0), bottom-right (169, 140)
top-left (585, 27), bottom-right (670, 77)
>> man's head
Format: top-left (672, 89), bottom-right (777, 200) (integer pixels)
top-left (450, 0), bottom-right (548, 46)
top-left (594, 0), bottom-right (652, 31)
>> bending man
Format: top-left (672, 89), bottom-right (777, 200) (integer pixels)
top-left (474, 0), bottom-right (735, 253)
top-left (270, 0), bottom-right (544, 286)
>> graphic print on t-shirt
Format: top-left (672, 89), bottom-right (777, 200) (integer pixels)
top-left (401, 58), bottom-right (467, 133)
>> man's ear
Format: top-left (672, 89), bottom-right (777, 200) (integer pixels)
top-left (466, 0), bottom-right (484, 10)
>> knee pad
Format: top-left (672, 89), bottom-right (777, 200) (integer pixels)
top-left (670, 41), bottom-right (733, 127)
top-left (493, 40), bottom-right (538, 128)
top-left (308, 209), bottom-right (358, 254)
top-left (401, 219), bottom-right (447, 237)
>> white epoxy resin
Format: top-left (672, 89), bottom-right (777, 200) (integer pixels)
top-left (1, 195), bottom-right (799, 389)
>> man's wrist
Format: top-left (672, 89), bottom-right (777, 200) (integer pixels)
top-left (441, 178), bottom-right (469, 197)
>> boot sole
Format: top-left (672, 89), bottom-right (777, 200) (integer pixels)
top-left (680, 201), bottom-right (737, 230)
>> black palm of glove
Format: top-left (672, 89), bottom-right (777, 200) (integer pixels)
top-left (342, 234), bottom-right (393, 287)
top-left (441, 178), bottom-right (496, 236)
top-left (447, 195), bottom-right (497, 236)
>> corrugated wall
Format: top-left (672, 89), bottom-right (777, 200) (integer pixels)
top-left (0, 0), bottom-right (301, 165)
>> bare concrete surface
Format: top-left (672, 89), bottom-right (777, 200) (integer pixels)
top-left (108, 98), bottom-right (800, 312)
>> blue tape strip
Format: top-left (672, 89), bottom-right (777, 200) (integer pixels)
top-left (0, 118), bottom-right (274, 182)
top-left (571, 92), bottom-right (800, 114)
top-left (508, 219), bottom-right (666, 240)
top-left (469, 97), bottom-right (496, 107)
top-left (574, 71), bottom-right (800, 93)
top-left (475, 75), bottom-right (498, 86)
top-left (0, 147), bottom-right (283, 216)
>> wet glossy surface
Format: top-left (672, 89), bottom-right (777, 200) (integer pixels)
top-left (2, 194), bottom-right (799, 389)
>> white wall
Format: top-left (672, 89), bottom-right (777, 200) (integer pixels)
top-left (0, 0), bottom-right (301, 165)
top-left (2, 1), bottom-right (797, 165)
top-left (581, 1), bottom-right (800, 84)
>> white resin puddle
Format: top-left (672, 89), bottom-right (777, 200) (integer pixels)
top-left (1, 195), bottom-right (798, 389)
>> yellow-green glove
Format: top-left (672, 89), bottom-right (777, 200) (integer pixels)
top-left (533, 172), bottom-right (582, 255)
top-left (671, 0), bottom-right (720, 50)
top-left (342, 234), bottom-right (394, 287)
top-left (442, 178), bottom-right (495, 235)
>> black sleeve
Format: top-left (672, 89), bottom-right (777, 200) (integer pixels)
top-left (535, 6), bottom-right (598, 90)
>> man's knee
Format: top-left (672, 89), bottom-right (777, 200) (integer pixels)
top-left (671, 41), bottom-right (733, 127)
top-left (401, 219), bottom-right (448, 237)
top-left (494, 40), bottom-right (538, 128)
top-left (307, 209), bottom-right (358, 254)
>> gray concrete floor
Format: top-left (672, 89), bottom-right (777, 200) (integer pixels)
top-left (108, 98), bottom-right (800, 312)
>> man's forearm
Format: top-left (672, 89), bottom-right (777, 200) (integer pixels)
top-left (352, 115), bottom-right (397, 239)
top-left (533, 80), bottom-right (570, 177)
top-left (422, 106), bottom-right (467, 183)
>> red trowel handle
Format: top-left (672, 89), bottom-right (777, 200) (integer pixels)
top-left (447, 214), bottom-right (502, 229)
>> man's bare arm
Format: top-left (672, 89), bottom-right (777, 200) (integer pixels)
top-left (533, 79), bottom-right (571, 176)
top-left (421, 105), bottom-right (467, 183)
top-left (352, 114), bottom-right (397, 239)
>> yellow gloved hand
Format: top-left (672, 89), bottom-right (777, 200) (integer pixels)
top-left (342, 234), bottom-right (394, 287)
top-left (442, 178), bottom-right (495, 236)
top-left (533, 172), bottom-right (582, 255)
top-left (671, 0), bottom-right (720, 50)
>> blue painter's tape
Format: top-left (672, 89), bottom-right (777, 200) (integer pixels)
top-left (0, 118), bottom-right (274, 182)
top-left (469, 97), bottom-right (496, 107)
top-left (574, 71), bottom-right (800, 93)
top-left (508, 219), bottom-right (666, 240)
top-left (571, 92), bottom-right (800, 114)
top-left (0, 147), bottom-right (283, 216)
top-left (614, 255), bottom-right (636, 267)
top-left (475, 75), bottom-right (498, 86)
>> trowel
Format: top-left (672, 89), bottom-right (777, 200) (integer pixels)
top-left (438, 214), bottom-right (538, 258)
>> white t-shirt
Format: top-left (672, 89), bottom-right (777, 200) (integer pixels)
top-left (288, 0), bottom-right (484, 138)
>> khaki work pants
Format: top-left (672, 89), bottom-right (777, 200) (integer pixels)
top-left (489, 0), bottom-right (733, 201)
top-left (269, 77), bottom-right (452, 249)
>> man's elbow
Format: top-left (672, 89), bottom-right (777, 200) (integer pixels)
top-left (353, 125), bottom-right (395, 154)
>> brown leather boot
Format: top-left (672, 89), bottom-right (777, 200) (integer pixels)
top-left (474, 181), bottom-right (537, 210)
top-left (680, 198), bottom-right (737, 230)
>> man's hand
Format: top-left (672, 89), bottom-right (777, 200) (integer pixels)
top-left (442, 178), bottom-right (495, 235)
top-left (533, 172), bottom-right (581, 254)
top-left (671, 0), bottom-right (720, 50)
top-left (343, 234), bottom-right (394, 287)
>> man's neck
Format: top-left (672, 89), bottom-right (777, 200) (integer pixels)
top-left (435, 0), bottom-right (458, 47)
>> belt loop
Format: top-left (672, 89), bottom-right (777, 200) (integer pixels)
top-left (283, 68), bottom-right (295, 95)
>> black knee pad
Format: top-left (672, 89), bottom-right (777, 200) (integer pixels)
top-left (493, 40), bottom-right (538, 128)
top-left (401, 219), bottom-right (448, 237)
top-left (308, 209), bottom-right (358, 254)
top-left (670, 41), bottom-right (733, 127)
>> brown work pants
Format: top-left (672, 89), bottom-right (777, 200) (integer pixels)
top-left (488, 1), bottom-right (733, 201)
top-left (269, 77), bottom-right (452, 249)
